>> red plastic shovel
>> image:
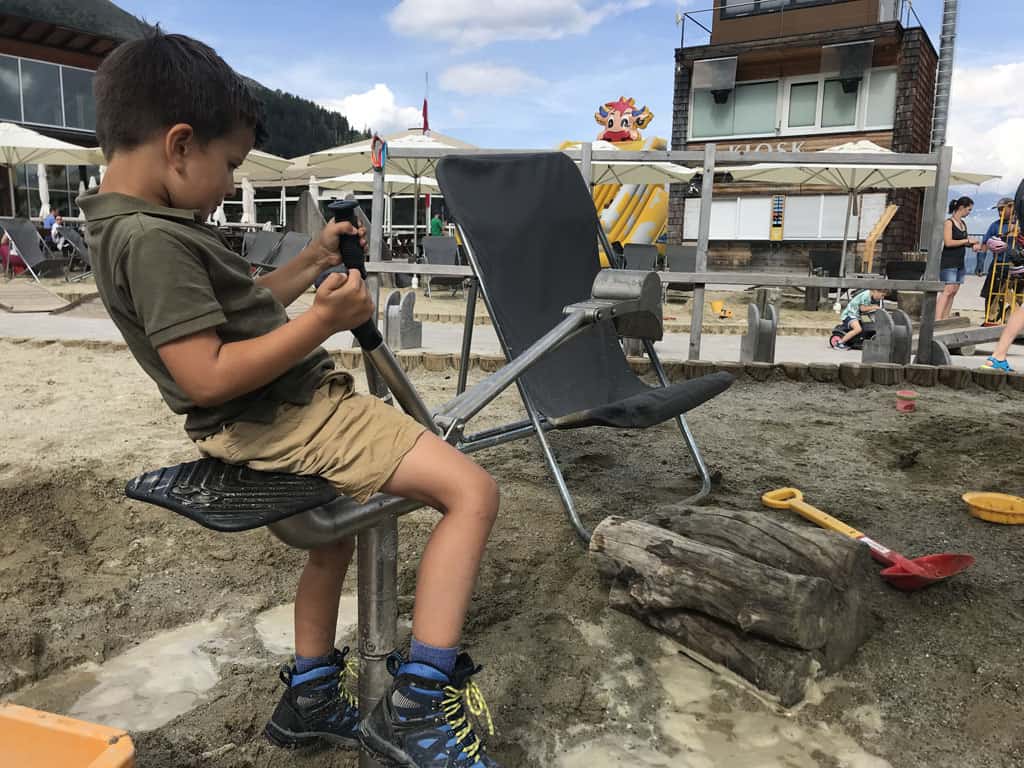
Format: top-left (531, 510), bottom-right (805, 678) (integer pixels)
top-left (762, 488), bottom-right (974, 591)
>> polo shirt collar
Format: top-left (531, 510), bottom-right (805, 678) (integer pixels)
top-left (78, 190), bottom-right (200, 223)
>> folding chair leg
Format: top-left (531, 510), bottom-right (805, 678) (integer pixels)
top-left (519, 383), bottom-right (591, 544)
top-left (644, 340), bottom-right (713, 505)
top-left (457, 279), bottom-right (478, 395)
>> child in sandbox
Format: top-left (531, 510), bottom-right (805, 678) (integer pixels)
top-left (834, 288), bottom-right (888, 349)
top-left (80, 31), bottom-right (503, 767)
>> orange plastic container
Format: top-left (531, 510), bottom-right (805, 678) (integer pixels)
top-left (0, 703), bottom-right (135, 768)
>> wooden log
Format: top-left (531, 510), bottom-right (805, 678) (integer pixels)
top-left (1008, 373), bottom-right (1024, 392)
top-left (609, 586), bottom-right (816, 708)
top-left (808, 362), bottom-right (839, 383)
top-left (640, 507), bottom-right (867, 589)
top-left (744, 361), bottom-right (776, 382)
top-left (972, 368), bottom-right (1006, 391)
top-left (779, 362), bottom-right (809, 382)
top-left (937, 365), bottom-right (972, 389)
top-left (870, 363), bottom-right (904, 386)
top-left (839, 362), bottom-right (870, 388)
top-left (714, 361), bottom-right (745, 379)
top-left (904, 364), bottom-right (938, 387)
top-left (685, 360), bottom-right (716, 379)
top-left (590, 517), bottom-right (835, 650)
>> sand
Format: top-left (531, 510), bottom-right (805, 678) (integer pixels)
top-left (2, 339), bottom-right (1023, 767)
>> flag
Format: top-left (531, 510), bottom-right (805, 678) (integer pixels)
top-left (422, 98), bottom-right (429, 134)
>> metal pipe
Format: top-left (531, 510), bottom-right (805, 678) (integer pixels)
top-left (932, 0), bottom-right (959, 150)
top-left (439, 312), bottom-right (588, 425)
top-left (358, 518), bottom-right (398, 768)
top-left (459, 419), bottom-right (554, 454)
top-left (267, 494), bottom-right (422, 550)
top-left (689, 143), bottom-right (716, 361)
top-left (838, 190), bottom-right (854, 277)
top-left (364, 343), bottom-right (438, 431)
top-left (916, 145), bottom-right (953, 364)
top-left (457, 279), bottom-right (478, 395)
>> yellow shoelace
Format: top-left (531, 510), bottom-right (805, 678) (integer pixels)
top-left (339, 656), bottom-right (359, 709)
top-left (440, 681), bottom-right (494, 763)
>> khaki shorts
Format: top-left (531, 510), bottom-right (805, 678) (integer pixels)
top-left (195, 372), bottom-right (426, 503)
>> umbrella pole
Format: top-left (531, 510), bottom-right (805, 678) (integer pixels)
top-left (839, 190), bottom-right (854, 277)
top-left (412, 178), bottom-right (420, 259)
top-left (7, 165), bottom-right (14, 216)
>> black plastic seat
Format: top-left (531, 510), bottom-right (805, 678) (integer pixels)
top-left (125, 458), bottom-right (336, 532)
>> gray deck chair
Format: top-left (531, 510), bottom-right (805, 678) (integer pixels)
top-left (421, 236), bottom-right (465, 297)
top-left (623, 243), bottom-right (658, 271)
top-left (264, 232), bottom-right (311, 272)
top-left (436, 152), bottom-right (733, 540)
top-left (664, 244), bottom-right (697, 297)
top-left (60, 227), bottom-right (92, 282)
top-left (242, 230), bottom-right (284, 270)
top-left (0, 217), bottom-right (67, 281)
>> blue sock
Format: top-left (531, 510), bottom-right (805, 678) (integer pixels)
top-left (409, 638), bottom-right (458, 677)
top-left (294, 652), bottom-right (335, 676)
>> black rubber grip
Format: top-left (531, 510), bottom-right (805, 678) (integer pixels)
top-left (327, 199), bottom-right (382, 349)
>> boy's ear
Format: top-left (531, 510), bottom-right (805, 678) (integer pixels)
top-left (165, 123), bottom-right (196, 170)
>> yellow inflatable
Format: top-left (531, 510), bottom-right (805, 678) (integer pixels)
top-left (561, 97), bottom-right (669, 267)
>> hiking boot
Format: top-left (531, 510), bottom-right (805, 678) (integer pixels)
top-left (359, 651), bottom-right (500, 767)
top-left (264, 647), bottom-right (360, 749)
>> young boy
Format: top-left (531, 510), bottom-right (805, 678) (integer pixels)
top-left (82, 32), bottom-right (502, 767)
top-left (835, 288), bottom-right (887, 349)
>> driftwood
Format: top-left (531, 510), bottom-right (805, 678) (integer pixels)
top-left (591, 509), bottom-right (877, 705)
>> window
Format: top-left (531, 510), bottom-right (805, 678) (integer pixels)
top-left (61, 67), bottom-right (95, 130)
top-left (21, 59), bottom-right (61, 127)
top-left (722, 0), bottom-right (850, 19)
top-left (787, 82), bottom-right (818, 128)
top-left (0, 56), bottom-right (20, 121)
top-left (865, 69), bottom-right (897, 126)
top-left (13, 163), bottom-right (101, 218)
top-left (691, 81), bottom-right (778, 139)
top-left (821, 79), bottom-right (858, 127)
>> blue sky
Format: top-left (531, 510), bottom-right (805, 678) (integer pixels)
top-left (115, 0), bottom-right (1024, 190)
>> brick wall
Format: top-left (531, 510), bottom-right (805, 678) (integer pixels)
top-left (882, 27), bottom-right (938, 263)
top-left (667, 54), bottom-right (691, 246)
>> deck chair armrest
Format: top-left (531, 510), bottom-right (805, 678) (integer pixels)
top-left (563, 269), bottom-right (664, 341)
top-left (436, 311), bottom-right (591, 431)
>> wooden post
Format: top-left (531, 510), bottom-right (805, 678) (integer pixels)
top-left (916, 146), bottom-right (953, 364)
top-left (689, 143), bottom-right (716, 361)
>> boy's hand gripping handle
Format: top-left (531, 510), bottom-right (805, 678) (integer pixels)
top-left (327, 199), bottom-right (382, 349)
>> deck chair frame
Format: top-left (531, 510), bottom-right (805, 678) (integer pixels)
top-left (449, 224), bottom-right (717, 541)
top-left (0, 218), bottom-right (68, 282)
top-left (59, 227), bottom-right (92, 282)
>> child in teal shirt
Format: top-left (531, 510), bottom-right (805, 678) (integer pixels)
top-left (835, 288), bottom-right (887, 349)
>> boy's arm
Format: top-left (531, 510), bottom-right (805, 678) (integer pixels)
top-left (159, 271), bottom-right (373, 407)
top-left (255, 220), bottom-right (366, 307)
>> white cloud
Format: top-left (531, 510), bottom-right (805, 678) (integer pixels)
top-left (320, 84), bottom-right (424, 136)
top-left (949, 63), bottom-right (1024, 193)
top-left (440, 64), bottom-right (545, 96)
top-left (388, 0), bottom-right (653, 48)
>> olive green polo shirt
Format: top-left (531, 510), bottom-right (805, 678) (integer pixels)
top-left (78, 191), bottom-right (333, 439)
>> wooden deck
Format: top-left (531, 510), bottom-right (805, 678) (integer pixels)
top-left (0, 280), bottom-right (70, 313)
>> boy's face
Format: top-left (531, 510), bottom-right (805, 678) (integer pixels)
top-left (167, 124), bottom-right (255, 220)
top-left (871, 290), bottom-right (887, 301)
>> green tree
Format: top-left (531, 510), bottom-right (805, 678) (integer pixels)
top-left (247, 81), bottom-right (369, 158)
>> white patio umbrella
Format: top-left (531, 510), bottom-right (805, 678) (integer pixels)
top-left (319, 172), bottom-right (440, 195)
top-left (0, 123), bottom-right (103, 214)
top-left (729, 140), bottom-right (999, 274)
top-left (36, 164), bottom-right (49, 218)
top-left (564, 139), bottom-right (696, 185)
top-left (309, 175), bottom-right (320, 202)
top-left (308, 130), bottom-right (477, 256)
top-left (88, 176), bottom-right (98, 190)
top-left (240, 176), bottom-right (256, 225)
top-left (232, 149), bottom-right (293, 184)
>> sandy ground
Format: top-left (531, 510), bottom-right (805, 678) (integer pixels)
top-left (2, 340), bottom-right (1023, 767)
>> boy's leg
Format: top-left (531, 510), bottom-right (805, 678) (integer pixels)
top-left (839, 319), bottom-right (861, 345)
top-left (983, 304), bottom-right (1024, 371)
top-left (361, 431), bottom-right (503, 767)
top-left (295, 537), bottom-right (355, 658)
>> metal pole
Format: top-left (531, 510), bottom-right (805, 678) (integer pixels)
top-left (7, 165), bottom-right (15, 216)
top-left (838, 190), bottom-right (854, 277)
top-left (370, 167), bottom-right (385, 263)
top-left (579, 141), bottom-right (592, 188)
top-left (457, 279), bottom-right (478, 395)
top-left (357, 519), bottom-right (397, 768)
top-left (916, 145), bottom-right (953, 364)
top-left (689, 143), bottom-right (716, 361)
top-left (412, 178), bottom-right (420, 262)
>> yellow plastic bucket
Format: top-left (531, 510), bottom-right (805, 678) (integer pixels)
top-left (962, 492), bottom-right (1024, 525)
top-left (0, 704), bottom-right (135, 768)
top-left (710, 300), bottom-right (724, 315)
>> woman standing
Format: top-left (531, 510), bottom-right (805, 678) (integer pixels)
top-left (936, 196), bottom-right (980, 320)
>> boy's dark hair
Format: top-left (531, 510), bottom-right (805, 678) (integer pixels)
top-left (94, 30), bottom-right (266, 157)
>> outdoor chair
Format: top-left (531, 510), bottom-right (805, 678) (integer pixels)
top-left (0, 217), bottom-right (67, 281)
top-left (60, 227), bottom-right (92, 282)
top-left (663, 244), bottom-right (697, 298)
top-left (436, 152), bottom-right (733, 540)
top-left (623, 243), bottom-right (658, 271)
top-left (421, 235), bottom-right (465, 297)
top-left (267, 232), bottom-right (311, 271)
top-left (809, 249), bottom-right (842, 278)
top-left (241, 230), bottom-right (284, 270)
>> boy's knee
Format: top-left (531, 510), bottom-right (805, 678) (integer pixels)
top-left (460, 466), bottom-right (500, 525)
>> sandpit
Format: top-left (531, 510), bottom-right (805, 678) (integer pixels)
top-left (1, 339), bottom-right (1022, 767)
